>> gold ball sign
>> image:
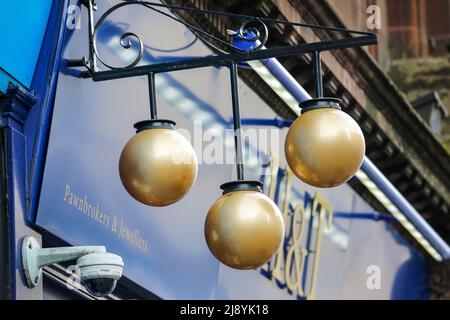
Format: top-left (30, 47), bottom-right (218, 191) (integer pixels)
top-left (204, 181), bottom-right (285, 270)
top-left (285, 98), bottom-right (365, 188)
top-left (119, 120), bottom-right (198, 207)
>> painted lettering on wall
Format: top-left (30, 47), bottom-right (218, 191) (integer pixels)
top-left (63, 184), bottom-right (149, 252)
top-left (260, 157), bottom-right (333, 300)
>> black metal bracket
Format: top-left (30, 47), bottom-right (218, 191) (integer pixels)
top-left (67, 0), bottom-right (378, 182)
top-left (66, 57), bottom-right (88, 68)
top-left (69, 0), bottom-right (378, 81)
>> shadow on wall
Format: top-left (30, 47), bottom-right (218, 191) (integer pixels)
top-left (388, 222), bottom-right (429, 300)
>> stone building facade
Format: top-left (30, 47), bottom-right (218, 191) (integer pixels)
top-left (329, 0), bottom-right (450, 60)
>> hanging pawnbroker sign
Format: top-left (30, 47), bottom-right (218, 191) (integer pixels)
top-left (35, 0), bottom-right (426, 300)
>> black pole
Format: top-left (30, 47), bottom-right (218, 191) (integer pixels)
top-left (229, 61), bottom-right (244, 181)
top-left (86, 0), bottom-right (97, 72)
top-left (90, 34), bottom-right (378, 81)
top-left (313, 51), bottom-right (323, 98)
top-left (147, 72), bottom-right (158, 119)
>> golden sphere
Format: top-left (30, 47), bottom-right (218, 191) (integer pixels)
top-left (204, 182), bottom-right (285, 270)
top-left (119, 120), bottom-right (197, 207)
top-left (285, 101), bottom-right (365, 188)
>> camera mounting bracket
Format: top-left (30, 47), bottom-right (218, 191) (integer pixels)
top-left (22, 235), bottom-right (106, 288)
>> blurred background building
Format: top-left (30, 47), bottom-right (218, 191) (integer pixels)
top-left (331, 0), bottom-right (450, 147)
top-left (330, 0), bottom-right (450, 298)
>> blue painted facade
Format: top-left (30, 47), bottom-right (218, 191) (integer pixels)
top-left (0, 0), bottom-right (53, 90)
top-left (0, 0), bottom-right (435, 300)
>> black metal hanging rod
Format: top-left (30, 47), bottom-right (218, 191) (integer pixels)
top-left (71, 0), bottom-right (378, 80)
top-left (88, 35), bottom-right (376, 80)
top-left (313, 51), bottom-right (323, 98)
top-left (228, 61), bottom-right (244, 180)
top-left (147, 72), bottom-right (158, 119)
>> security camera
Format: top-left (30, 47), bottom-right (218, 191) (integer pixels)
top-left (77, 252), bottom-right (123, 296)
top-left (22, 236), bottom-right (124, 297)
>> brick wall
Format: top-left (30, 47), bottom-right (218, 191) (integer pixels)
top-left (426, 0), bottom-right (450, 56)
top-left (387, 0), bottom-right (428, 59)
top-left (327, 0), bottom-right (389, 67)
top-left (387, 0), bottom-right (450, 59)
top-left (331, 0), bottom-right (450, 60)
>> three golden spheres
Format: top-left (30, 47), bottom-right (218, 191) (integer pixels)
top-left (285, 98), bottom-right (365, 188)
top-left (119, 120), bottom-right (198, 207)
top-left (118, 98), bottom-right (364, 269)
top-left (204, 181), bottom-right (285, 270)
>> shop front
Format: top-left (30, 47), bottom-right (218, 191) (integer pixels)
top-left (0, 0), bottom-right (448, 300)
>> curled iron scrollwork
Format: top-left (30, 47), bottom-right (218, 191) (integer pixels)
top-left (237, 19), bottom-right (269, 51)
top-left (88, 1), bottom-right (269, 71)
top-left (92, 2), bottom-right (144, 70)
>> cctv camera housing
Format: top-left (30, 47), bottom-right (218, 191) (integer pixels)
top-left (77, 252), bottom-right (124, 297)
top-left (22, 236), bottom-right (124, 298)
